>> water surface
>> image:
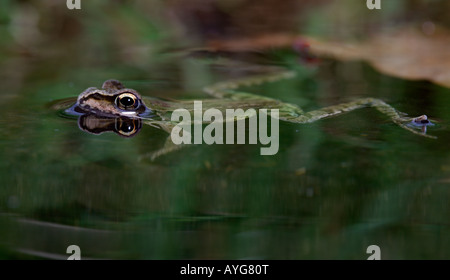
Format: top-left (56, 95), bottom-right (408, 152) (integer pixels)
top-left (1, 0), bottom-right (450, 260)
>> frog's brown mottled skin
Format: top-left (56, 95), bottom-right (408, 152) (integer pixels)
top-left (76, 80), bottom-right (146, 116)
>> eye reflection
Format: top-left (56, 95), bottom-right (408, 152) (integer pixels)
top-left (115, 117), bottom-right (141, 137)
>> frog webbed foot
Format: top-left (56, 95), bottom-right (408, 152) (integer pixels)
top-left (403, 114), bottom-right (436, 136)
top-left (411, 115), bottom-right (432, 125)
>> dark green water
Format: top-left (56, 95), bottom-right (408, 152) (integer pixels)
top-left (1, 0), bottom-right (450, 260)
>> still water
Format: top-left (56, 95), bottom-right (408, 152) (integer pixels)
top-left (1, 0), bottom-right (450, 260)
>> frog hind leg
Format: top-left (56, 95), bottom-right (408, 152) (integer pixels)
top-left (138, 120), bottom-right (188, 161)
top-left (204, 71), bottom-right (434, 138)
top-left (276, 98), bottom-right (436, 139)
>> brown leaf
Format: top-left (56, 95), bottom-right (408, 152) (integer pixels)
top-left (203, 26), bottom-right (450, 88)
top-left (307, 26), bottom-right (450, 88)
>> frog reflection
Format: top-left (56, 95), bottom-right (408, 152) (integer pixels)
top-left (59, 71), bottom-right (435, 159)
top-left (77, 114), bottom-right (142, 138)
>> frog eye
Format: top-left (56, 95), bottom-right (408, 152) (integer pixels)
top-left (115, 93), bottom-right (140, 110)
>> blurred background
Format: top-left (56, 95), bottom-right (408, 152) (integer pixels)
top-left (1, 0), bottom-right (450, 259)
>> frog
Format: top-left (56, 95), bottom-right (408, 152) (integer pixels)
top-left (59, 69), bottom-right (435, 159)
